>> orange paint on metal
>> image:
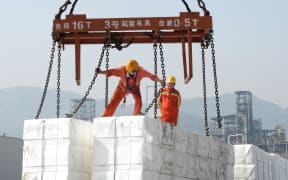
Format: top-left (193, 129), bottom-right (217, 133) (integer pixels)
top-left (52, 12), bottom-right (212, 85)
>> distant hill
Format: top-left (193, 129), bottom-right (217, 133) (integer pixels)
top-left (0, 86), bottom-right (81, 138)
top-left (0, 86), bottom-right (288, 138)
top-left (180, 94), bottom-right (288, 130)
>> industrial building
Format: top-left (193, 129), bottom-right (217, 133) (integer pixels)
top-left (211, 91), bottom-right (288, 157)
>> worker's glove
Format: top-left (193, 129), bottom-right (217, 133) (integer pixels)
top-left (160, 80), bottom-right (165, 87)
top-left (95, 68), bottom-right (101, 74)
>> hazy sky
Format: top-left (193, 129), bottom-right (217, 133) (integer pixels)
top-left (1, 0), bottom-right (288, 108)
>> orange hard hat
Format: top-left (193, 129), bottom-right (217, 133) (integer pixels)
top-left (167, 76), bottom-right (176, 84)
top-left (125, 59), bottom-right (139, 73)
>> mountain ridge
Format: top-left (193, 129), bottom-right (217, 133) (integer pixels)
top-left (1, 86), bottom-right (287, 138)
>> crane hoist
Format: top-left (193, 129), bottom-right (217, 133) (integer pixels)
top-left (35, 0), bottom-right (222, 136)
top-left (52, 1), bottom-right (212, 85)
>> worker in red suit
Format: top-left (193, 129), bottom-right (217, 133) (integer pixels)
top-left (97, 59), bottom-right (164, 117)
top-left (158, 76), bottom-right (181, 126)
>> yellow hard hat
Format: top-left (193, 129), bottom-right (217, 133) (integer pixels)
top-left (125, 59), bottom-right (139, 73)
top-left (167, 76), bottom-right (176, 84)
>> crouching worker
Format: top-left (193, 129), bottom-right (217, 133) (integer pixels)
top-left (158, 76), bottom-right (181, 126)
top-left (97, 59), bottom-right (164, 117)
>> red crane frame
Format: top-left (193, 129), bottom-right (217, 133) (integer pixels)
top-left (52, 12), bottom-right (212, 85)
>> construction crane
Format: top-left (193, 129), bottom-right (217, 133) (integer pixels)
top-left (35, 0), bottom-right (222, 136)
top-left (52, 0), bottom-right (212, 86)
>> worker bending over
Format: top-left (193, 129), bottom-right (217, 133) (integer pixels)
top-left (97, 59), bottom-right (164, 117)
top-left (158, 76), bottom-right (181, 126)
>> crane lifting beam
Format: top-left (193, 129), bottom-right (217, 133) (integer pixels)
top-left (52, 12), bottom-right (212, 85)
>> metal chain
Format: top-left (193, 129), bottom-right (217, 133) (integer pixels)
top-left (55, 0), bottom-right (71, 19)
top-left (35, 41), bottom-right (56, 119)
top-left (110, 40), bottom-right (133, 51)
top-left (181, 0), bottom-right (210, 15)
top-left (159, 42), bottom-right (167, 84)
top-left (105, 48), bottom-right (110, 107)
top-left (201, 42), bottom-right (210, 136)
top-left (145, 44), bottom-right (158, 114)
top-left (72, 45), bottom-right (107, 114)
top-left (56, 45), bottom-right (62, 118)
top-left (144, 40), bottom-right (167, 115)
top-left (197, 0), bottom-right (210, 16)
top-left (155, 41), bottom-right (167, 116)
top-left (69, 0), bottom-right (78, 15)
top-left (155, 41), bottom-right (167, 114)
top-left (109, 33), bottom-right (134, 51)
top-left (211, 37), bottom-right (222, 128)
top-left (153, 44), bottom-right (158, 118)
top-left (181, 0), bottom-right (191, 12)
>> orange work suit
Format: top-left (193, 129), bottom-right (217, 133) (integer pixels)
top-left (102, 66), bottom-right (159, 117)
top-left (158, 87), bottom-right (181, 126)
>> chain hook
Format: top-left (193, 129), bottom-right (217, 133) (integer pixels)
top-left (55, 0), bottom-right (71, 19)
top-left (197, 0), bottom-right (210, 16)
top-left (108, 33), bottom-right (134, 51)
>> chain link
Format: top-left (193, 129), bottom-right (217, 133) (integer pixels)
top-left (69, 0), bottom-right (78, 15)
top-left (211, 37), bottom-right (222, 128)
top-left (55, 0), bottom-right (71, 19)
top-left (181, 0), bottom-right (191, 12)
top-left (72, 45), bottom-right (108, 115)
top-left (201, 42), bottom-right (210, 136)
top-left (56, 45), bottom-right (62, 118)
top-left (105, 48), bottom-right (110, 107)
top-left (109, 33), bottom-right (134, 51)
top-left (153, 44), bottom-right (158, 118)
top-left (144, 40), bottom-right (167, 115)
top-left (35, 41), bottom-right (56, 119)
top-left (200, 31), bottom-right (222, 133)
top-left (197, 0), bottom-right (210, 16)
top-left (159, 42), bottom-right (166, 84)
top-left (156, 41), bottom-right (167, 113)
top-left (145, 44), bottom-right (158, 115)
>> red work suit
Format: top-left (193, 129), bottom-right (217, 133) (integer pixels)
top-left (102, 66), bottom-right (158, 117)
top-left (158, 87), bottom-right (181, 126)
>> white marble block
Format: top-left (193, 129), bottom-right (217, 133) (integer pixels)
top-left (22, 118), bottom-right (93, 180)
top-left (92, 115), bottom-right (233, 180)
